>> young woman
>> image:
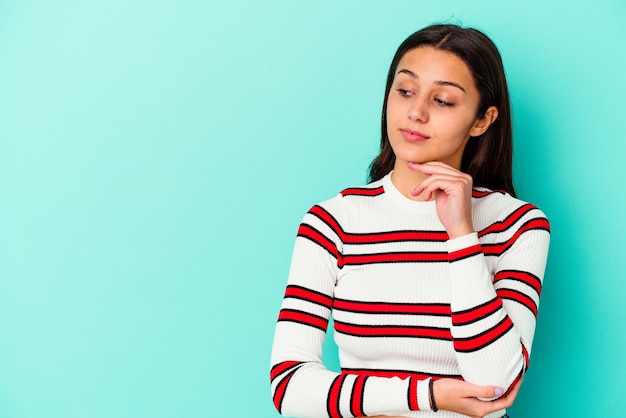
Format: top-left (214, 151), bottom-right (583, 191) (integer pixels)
top-left (270, 24), bottom-right (550, 418)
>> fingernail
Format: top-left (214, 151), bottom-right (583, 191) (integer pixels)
top-left (495, 387), bottom-right (504, 397)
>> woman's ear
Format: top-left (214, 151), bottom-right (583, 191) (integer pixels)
top-left (469, 106), bottom-right (499, 137)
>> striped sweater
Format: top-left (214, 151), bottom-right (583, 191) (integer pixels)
top-left (270, 173), bottom-right (550, 418)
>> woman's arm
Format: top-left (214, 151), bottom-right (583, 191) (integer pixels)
top-left (447, 218), bottom-right (549, 392)
top-left (270, 202), bottom-right (436, 417)
top-left (364, 378), bottom-right (523, 418)
top-left (410, 161), bottom-right (550, 394)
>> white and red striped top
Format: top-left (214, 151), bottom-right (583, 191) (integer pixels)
top-left (270, 173), bottom-right (550, 418)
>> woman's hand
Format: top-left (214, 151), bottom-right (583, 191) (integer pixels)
top-left (359, 378), bottom-right (521, 418)
top-left (433, 377), bottom-right (523, 418)
top-left (408, 161), bottom-right (474, 239)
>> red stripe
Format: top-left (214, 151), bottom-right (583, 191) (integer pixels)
top-left (503, 370), bottom-right (524, 397)
top-left (273, 369), bottom-right (296, 413)
top-left (342, 368), bottom-right (462, 381)
top-left (334, 299), bottom-right (450, 316)
top-left (452, 298), bottom-right (501, 326)
top-left (327, 374), bottom-right (347, 418)
top-left (297, 224), bottom-right (340, 260)
top-left (448, 244), bottom-right (482, 262)
top-left (285, 285), bottom-right (333, 309)
top-left (343, 251), bottom-right (448, 265)
top-left (522, 343), bottom-right (530, 369)
top-left (408, 377), bottom-right (419, 410)
top-left (497, 288), bottom-right (538, 317)
top-left (344, 230), bottom-right (449, 244)
top-left (350, 376), bottom-right (367, 417)
top-left (341, 186), bottom-right (385, 196)
top-left (270, 360), bottom-right (301, 383)
top-left (472, 189), bottom-right (506, 198)
top-left (309, 205), bottom-right (449, 245)
top-left (335, 320), bottom-right (451, 340)
top-left (308, 205), bottom-right (345, 240)
top-left (478, 204), bottom-right (536, 237)
top-left (483, 218), bottom-right (550, 256)
top-left (454, 317), bottom-right (513, 352)
top-left (537, 217), bottom-right (551, 232)
top-left (494, 270), bottom-right (542, 295)
top-left (278, 309), bottom-right (328, 331)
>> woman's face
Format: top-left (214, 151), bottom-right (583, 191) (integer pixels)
top-left (386, 46), bottom-right (496, 170)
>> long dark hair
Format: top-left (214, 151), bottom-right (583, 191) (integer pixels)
top-left (368, 24), bottom-right (515, 196)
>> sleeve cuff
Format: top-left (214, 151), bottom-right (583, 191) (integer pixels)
top-left (447, 232), bottom-right (482, 263)
top-left (418, 378), bottom-right (433, 411)
top-left (447, 232), bottom-right (480, 252)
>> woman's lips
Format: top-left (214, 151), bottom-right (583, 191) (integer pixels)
top-left (400, 129), bottom-right (429, 142)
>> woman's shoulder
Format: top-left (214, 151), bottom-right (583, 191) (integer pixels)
top-left (337, 178), bottom-right (386, 201)
top-left (319, 177), bottom-right (385, 203)
top-left (307, 178), bottom-right (387, 216)
top-left (471, 187), bottom-right (549, 225)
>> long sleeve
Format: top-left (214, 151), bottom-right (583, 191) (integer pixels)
top-left (270, 202), bottom-right (434, 417)
top-left (447, 199), bottom-right (550, 394)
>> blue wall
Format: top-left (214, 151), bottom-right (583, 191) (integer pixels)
top-left (1, 1), bottom-right (625, 416)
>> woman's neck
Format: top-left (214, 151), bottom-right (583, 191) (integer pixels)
top-left (390, 160), bottom-right (430, 201)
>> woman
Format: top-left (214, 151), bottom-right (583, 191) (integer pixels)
top-left (270, 24), bottom-right (550, 418)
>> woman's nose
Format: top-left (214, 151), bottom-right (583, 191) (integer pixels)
top-left (408, 97), bottom-right (428, 123)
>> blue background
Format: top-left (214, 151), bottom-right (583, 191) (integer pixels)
top-left (1, 1), bottom-right (625, 417)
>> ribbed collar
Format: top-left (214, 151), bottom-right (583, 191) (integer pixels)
top-left (382, 171), bottom-right (437, 213)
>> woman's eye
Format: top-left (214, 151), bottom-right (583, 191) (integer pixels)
top-left (434, 97), bottom-right (454, 107)
top-left (397, 88), bottom-right (412, 96)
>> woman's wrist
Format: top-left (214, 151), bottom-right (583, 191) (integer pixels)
top-left (447, 226), bottom-right (474, 240)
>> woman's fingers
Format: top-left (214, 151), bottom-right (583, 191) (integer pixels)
top-left (411, 174), bottom-right (470, 197)
top-left (491, 377), bottom-right (523, 409)
top-left (433, 377), bottom-right (523, 417)
top-left (407, 161), bottom-right (468, 176)
top-left (363, 378), bottom-right (522, 418)
top-left (408, 162), bottom-right (472, 197)
top-left (406, 161), bottom-right (474, 238)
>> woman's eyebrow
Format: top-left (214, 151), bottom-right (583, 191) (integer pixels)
top-left (396, 68), bottom-right (467, 93)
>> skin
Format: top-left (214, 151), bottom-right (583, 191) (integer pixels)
top-left (362, 47), bottom-right (515, 417)
top-left (366, 377), bottom-right (522, 418)
top-left (386, 47), bottom-right (497, 238)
